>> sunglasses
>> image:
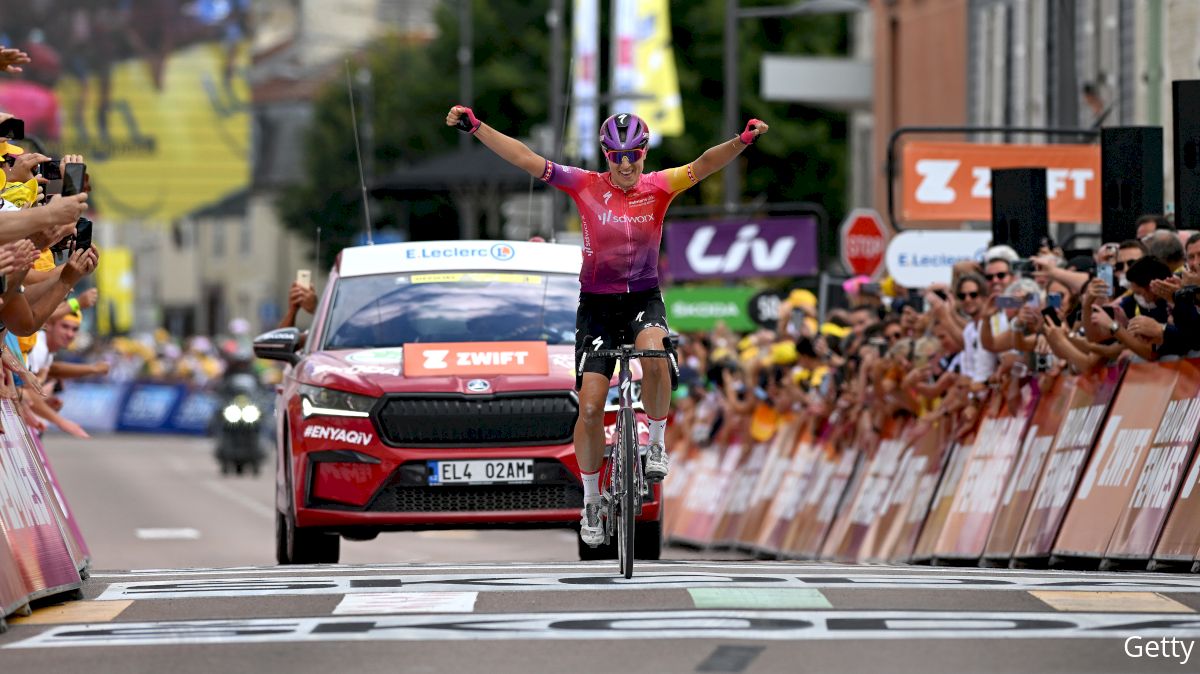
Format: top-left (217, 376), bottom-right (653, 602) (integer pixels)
top-left (603, 147), bottom-right (647, 165)
top-left (957, 291), bottom-right (981, 300)
top-left (885, 331), bottom-right (902, 340)
top-left (984, 271), bottom-right (1010, 282)
top-left (1115, 260), bottom-right (1133, 272)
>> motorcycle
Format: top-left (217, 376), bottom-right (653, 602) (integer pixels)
top-left (211, 372), bottom-right (266, 476)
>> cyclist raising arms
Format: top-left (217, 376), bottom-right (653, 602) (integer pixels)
top-left (445, 105), bottom-right (769, 547)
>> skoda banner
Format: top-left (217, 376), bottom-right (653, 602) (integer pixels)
top-left (664, 287), bottom-right (757, 332)
top-left (665, 217), bottom-right (818, 281)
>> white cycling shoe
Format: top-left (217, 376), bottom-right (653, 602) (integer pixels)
top-left (579, 499), bottom-right (605, 547)
top-left (645, 443), bottom-right (669, 482)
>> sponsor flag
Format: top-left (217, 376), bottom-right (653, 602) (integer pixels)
top-left (96, 246), bottom-right (135, 336)
top-left (571, 0), bottom-right (600, 165)
top-left (632, 0), bottom-right (684, 143)
top-left (610, 0), bottom-right (638, 119)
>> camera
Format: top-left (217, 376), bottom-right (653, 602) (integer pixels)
top-left (1174, 285), bottom-right (1200, 305)
top-left (49, 217), bottom-right (92, 254)
top-left (1012, 259), bottom-right (1036, 275)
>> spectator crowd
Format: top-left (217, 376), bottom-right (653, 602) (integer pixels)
top-left (666, 215), bottom-right (1200, 456)
top-left (0, 44), bottom-right (104, 438)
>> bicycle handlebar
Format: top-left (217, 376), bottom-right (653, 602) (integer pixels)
top-left (586, 347), bottom-right (673, 360)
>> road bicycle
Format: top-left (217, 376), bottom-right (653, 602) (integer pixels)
top-left (580, 339), bottom-right (677, 578)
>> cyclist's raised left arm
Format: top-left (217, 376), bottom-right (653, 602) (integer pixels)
top-left (690, 119), bottom-right (769, 182)
top-left (446, 106), bottom-right (545, 177)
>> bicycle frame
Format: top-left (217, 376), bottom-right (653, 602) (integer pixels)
top-left (580, 340), bottom-right (677, 578)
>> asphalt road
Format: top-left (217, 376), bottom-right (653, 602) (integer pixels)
top-left (4, 434), bottom-right (1200, 673)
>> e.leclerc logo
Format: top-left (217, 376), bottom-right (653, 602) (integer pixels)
top-left (490, 243), bottom-right (515, 261)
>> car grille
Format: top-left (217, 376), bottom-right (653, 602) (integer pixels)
top-left (366, 483), bottom-right (584, 513)
top-left (375, 393), bottom-right (578, 447)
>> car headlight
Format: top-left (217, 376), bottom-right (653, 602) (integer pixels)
top-left (604, 380), bottom-right (643, 413)
top-left (299, 384), bottom-right (375, 419)
top-left (223, 405), bottom-right (242, 423)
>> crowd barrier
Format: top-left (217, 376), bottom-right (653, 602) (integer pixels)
top-left (666, 358), bottom-right (1200, 572)
top-left (58, 381), bottom-right (221, 435)
top-left (0, 399), bottom-right (90, 631)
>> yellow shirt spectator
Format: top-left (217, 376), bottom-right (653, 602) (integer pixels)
top-left (17, 249), bottom-right (58, 356)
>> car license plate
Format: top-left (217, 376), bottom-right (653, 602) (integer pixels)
top-left (428, 459), bottom-right (535, 485)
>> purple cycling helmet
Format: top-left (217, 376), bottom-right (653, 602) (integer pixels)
top-left (599, 113), bottom-right (650, 150)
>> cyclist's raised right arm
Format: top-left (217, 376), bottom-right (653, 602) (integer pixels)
top-left (446, 106), bottom-right (544, 178)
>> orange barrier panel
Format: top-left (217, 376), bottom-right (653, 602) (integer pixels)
top-left (673, 438), bottom-right (747, 547)
top-left (1014, 364), bottom-right (1123, 560)
top-left (858, 422), bottom-right (926, 562)
top-left (0, 400), bottom-right (83, 617)
top-left (1154, 364), bottom-right (1200, 566)
top-left (910, 433), bottom-right (977, 562)
top-left (712, 439), bottom-right (771, 548)
top-left (661, 438), bottom-right (698, 540)
top-left (1053, 363), bottom-right (1178, 560)
top-left (933, 394), bottom-right (1033, 560)
top-left (791, 446), bottom-right (861, 559)
top-left (752, 423), bottom-right (818, 555)
top-left (823, 420), bottom-right (910, 562)
top-left (738, 417), bottom-right (804, 551)
top-left (983, 375), bottom-right (1075, 563)
top-left (1105, 360), bottom-right (1200, 561)
top-left (875, 416), bottom-right (956, 562)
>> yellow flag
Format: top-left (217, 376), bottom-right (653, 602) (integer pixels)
top-left (634, 0), bottom-right (684, 139)
top-left (96, 247), bottom-right (134, 335)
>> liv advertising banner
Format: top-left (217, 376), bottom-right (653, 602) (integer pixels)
top-left (901, 141), bottom-right (1101, 223)
top-left (664, 286), bottom-right (757, 332)
top-left (666, 217), bottom-right (818, 281)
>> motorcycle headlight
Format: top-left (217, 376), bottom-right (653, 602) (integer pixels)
top-left (299, 384), bottom-right (375, 419)
top-left (604, 380), bottom-right (643, 413)
top-left (223, 405), bottom-right (242, 423)
top-left (241, 405), bottom-right (261, 424)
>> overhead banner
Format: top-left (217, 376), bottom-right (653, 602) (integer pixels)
top-left (664, 286), bottom-right (757, 332)
top-left (665, 217), bottom-right (819, 281)
top-left (1, 4), bottom-right (250, 224)
top-left (632, 0), bottom-right (684, 142)
top-left (571, 0), bottom-right (600, 165)
top-left (901, 141), bottom-right (1101, 223)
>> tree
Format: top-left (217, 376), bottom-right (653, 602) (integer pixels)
top-left (279, 0), bottom-right (849, 264)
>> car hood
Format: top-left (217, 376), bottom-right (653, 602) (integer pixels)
top-left (296, 345), bottom-right (582, 397)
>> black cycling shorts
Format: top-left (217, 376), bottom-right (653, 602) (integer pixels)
top-left (575, 288), bottom-right (669, 389)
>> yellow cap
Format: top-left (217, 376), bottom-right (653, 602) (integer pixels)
top-left (787, 288), bottom-right (817, 313)
top-left (771, 341), bottom-right (798, 366)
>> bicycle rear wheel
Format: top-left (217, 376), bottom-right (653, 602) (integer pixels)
top-left (617, 407), bottom-right (638, 578)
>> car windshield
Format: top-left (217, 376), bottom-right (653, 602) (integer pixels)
top-left (322, 271), bottom-right (579, 349)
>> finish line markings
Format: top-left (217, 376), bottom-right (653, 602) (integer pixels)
top-left (12, 610), bottom-right (1200, 648)
top-left (93, 571), bottom-right (1200, 601)
top-left (333, 592), bottom-right (478, 615)
top-left (134, 528), bottom-right (201, 541)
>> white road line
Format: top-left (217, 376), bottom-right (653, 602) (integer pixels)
top-left (333, 592), bottom-right (478, 615)
top-left (197, 478), bottom-right (276, 520)
top-left (86, 561), bottom-right (1188, 580)
top-left (11, 610), bottom-right (1200, 648)
top-left (93, 570), bottom-right (1200, 601)
top-left (135, 528), bottom-right (201, 541)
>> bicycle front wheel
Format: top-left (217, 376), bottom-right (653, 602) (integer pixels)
top-left (617, 407), bottom-right (638, 579)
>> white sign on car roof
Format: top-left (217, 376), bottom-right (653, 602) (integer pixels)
top-left (339, 240), bottom-right (583, 277)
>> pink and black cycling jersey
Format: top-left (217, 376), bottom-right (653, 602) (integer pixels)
top-left (540, 160), bottom-right (698, 294)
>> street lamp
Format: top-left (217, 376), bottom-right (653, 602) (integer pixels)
top-left (722, 0), bottom-right (868, 212)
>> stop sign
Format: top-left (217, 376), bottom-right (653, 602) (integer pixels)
top-left (839, 209), bottom-right (891, 278)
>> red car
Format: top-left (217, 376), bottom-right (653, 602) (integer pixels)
top-left (254, 240), bottom-right (663, 564)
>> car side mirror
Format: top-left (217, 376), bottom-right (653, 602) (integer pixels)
top-left (253, 327), bottom-right (302, 365)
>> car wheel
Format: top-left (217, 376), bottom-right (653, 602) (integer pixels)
top-left (235, 462), bottom-right (245, 475)
top-left (633, 518), bottom-right (662, 560)
top-left (275, 511), bottom-right (291, 565)
top-left (290, 522), bottom-right (340, 564)
top-left (220, 460), bottom-right (232, 476)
